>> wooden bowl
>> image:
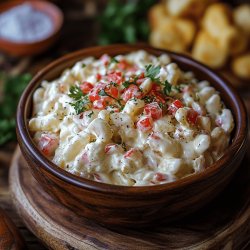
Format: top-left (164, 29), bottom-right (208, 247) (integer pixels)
top-left (16, 44), bottom-right (248, 228)
top-left (0, 0), bottom-right (63, 57)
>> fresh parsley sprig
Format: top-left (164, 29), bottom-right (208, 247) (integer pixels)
top-left (142, 95), bottom-right (155, 104)
top-left (98, 0), bottom-right (155, 45)
top-left (68, 85), bottom-right (84, 100)
top-left (122, 79), bottom-right (137, 88)
top-left (163, 80), bottom-right (172, 95)
top-left (145, 64), bottom-right (173, 95)
top-left (0, 72), bottom-right (32, 145)
top-left (145, 64), bottom-right (161, 83)
top-left (68, 85), bottom-right (90, 115)
top-left (98, 89), bottom-right (124, 109)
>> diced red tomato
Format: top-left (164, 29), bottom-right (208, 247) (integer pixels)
top-left (105, 143), bottom-right (118, 154)
top-left (117, 59), bottom-right (131, 70)
top-left (89, 83), bottom-right (106, 102)
top-left (105, 84), bottom-right (119, 98)
top-left (93, 98), bottom-right (110, 109)
top-left (100, 54), bottom-right (110, 66)
top-left (107, 71), bottom-right (123, 84)
top-left (187, 109), bottom-right (199, 125)
top-left (96, 73), bottom-right (102, 81)
top-left (38, 134), bottom-right (59, 157)
top-left (136, 73), bottom-right (146, 85)
top-left (144, 102), bottom-right (162, 120)
top-left (124, 148), bottom-right (137, 158)
top-left (136, 78), bottom-right (145, 85)
top-left (154, 173), bottom-right (168, 182)
top-left (80, 82), bottom-right (93, 94)
top-left (151, 90), bottom-right (166, 104)
top-left (122, 85), bottom-right (143, 102)
top-left (151, 83), bottom-right (161, 92)
top-left (168, 99), bottom-right (184, 114)
top-left (136, 116), bottom-right (153, 132)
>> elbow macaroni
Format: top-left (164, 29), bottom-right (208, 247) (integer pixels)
top-left (29, 50), bottom-right (234, 186)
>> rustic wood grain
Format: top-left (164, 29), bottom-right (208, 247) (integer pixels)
top-left (0, 208), bottom-right (26, 250)
top-left (0, 142), bottom-right (46, 250)
top-left (9, 145), bottom-right (250, 250)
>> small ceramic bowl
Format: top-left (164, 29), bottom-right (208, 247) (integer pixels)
top-left (0, 0), bottom-right (63, 56)
top-left (16, 44), bottom-right (248, 228)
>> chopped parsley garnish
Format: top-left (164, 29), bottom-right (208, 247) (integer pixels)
top-left (163, 80), bottom-right (172, 95)
top-left (142, 95), bottom-right (155, 103)
top-left (68, 85), bottom-right (90, 114)
top-left (69, 85), bottom-right (84, 99)
top-left (87, 111), bottom-right (94, 118)
top-left (98, 89), bottom-right (124, 109)
top-left (145, 64), bottom-right (161, 83)
top-left (122, 81), bottom-right (132, 88)
top-left (110, 57), bottom-right (119, 64)
top-left (82, 63), bottom-right (86, 68)
top-left (145, 64), bottom-right (176, 96)
top-left (171, 85), bottom-right (181, 92)
top-left (110, 81), bottom-right (118, 87)
top-left (122, 80), bottom-right (137, 88)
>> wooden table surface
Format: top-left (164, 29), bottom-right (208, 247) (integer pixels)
top-left (0, 0), bottom-right (250, 249)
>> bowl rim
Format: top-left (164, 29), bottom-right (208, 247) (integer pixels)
top-left (16, 44), bottom-right (248, 195)
top-left (0, 0), bottom-right (63, 45)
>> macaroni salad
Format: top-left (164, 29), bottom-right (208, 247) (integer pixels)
top-left (29, 50), bottom-right (234, 186)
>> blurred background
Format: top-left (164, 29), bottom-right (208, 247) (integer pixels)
top-left (0, 0), bottom-right (249, 147)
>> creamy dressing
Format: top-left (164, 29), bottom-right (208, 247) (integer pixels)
top-left (29, 50), bottom-right (234, 186)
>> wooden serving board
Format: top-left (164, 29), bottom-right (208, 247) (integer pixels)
top-left (9, 147), bottom-right (250, 250)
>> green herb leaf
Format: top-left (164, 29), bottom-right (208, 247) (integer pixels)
top-left (0, 72), bottom-right (32, 145)
top-left (122, 81), bottom-right (131, 88)
top-left (87, 111), bottom-right (94, 118)
top-left (110, 81), bottom-right (118, 87)
top-left (98, 89), bottom-right (124, 109)
top-left (68, 85), bottom-right (89, 115)
top-left (145, 64), bottom-right (161, 82)
top-left (122, 80), bottom-right (137, 88)
top-left (69, 99), bottom-right (89, 115)
top-left (110, 57), bottom-right (119, 65)
top-left (98, 0), bottom-right (155, 45)
top-left (69, 85), bottom-right (84, 99)
top-left (163, 80), bottom-right (172, 95)
top-left (142, 95), bottom-right (155, 103)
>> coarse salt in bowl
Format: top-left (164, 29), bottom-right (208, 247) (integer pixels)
top-left (0, 0), bottom-right (63, 56)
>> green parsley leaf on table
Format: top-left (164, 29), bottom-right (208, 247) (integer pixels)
top-left (98, 0), bottom-right (155, 44)
top-left (0, 73), bottom-right (31, 146)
